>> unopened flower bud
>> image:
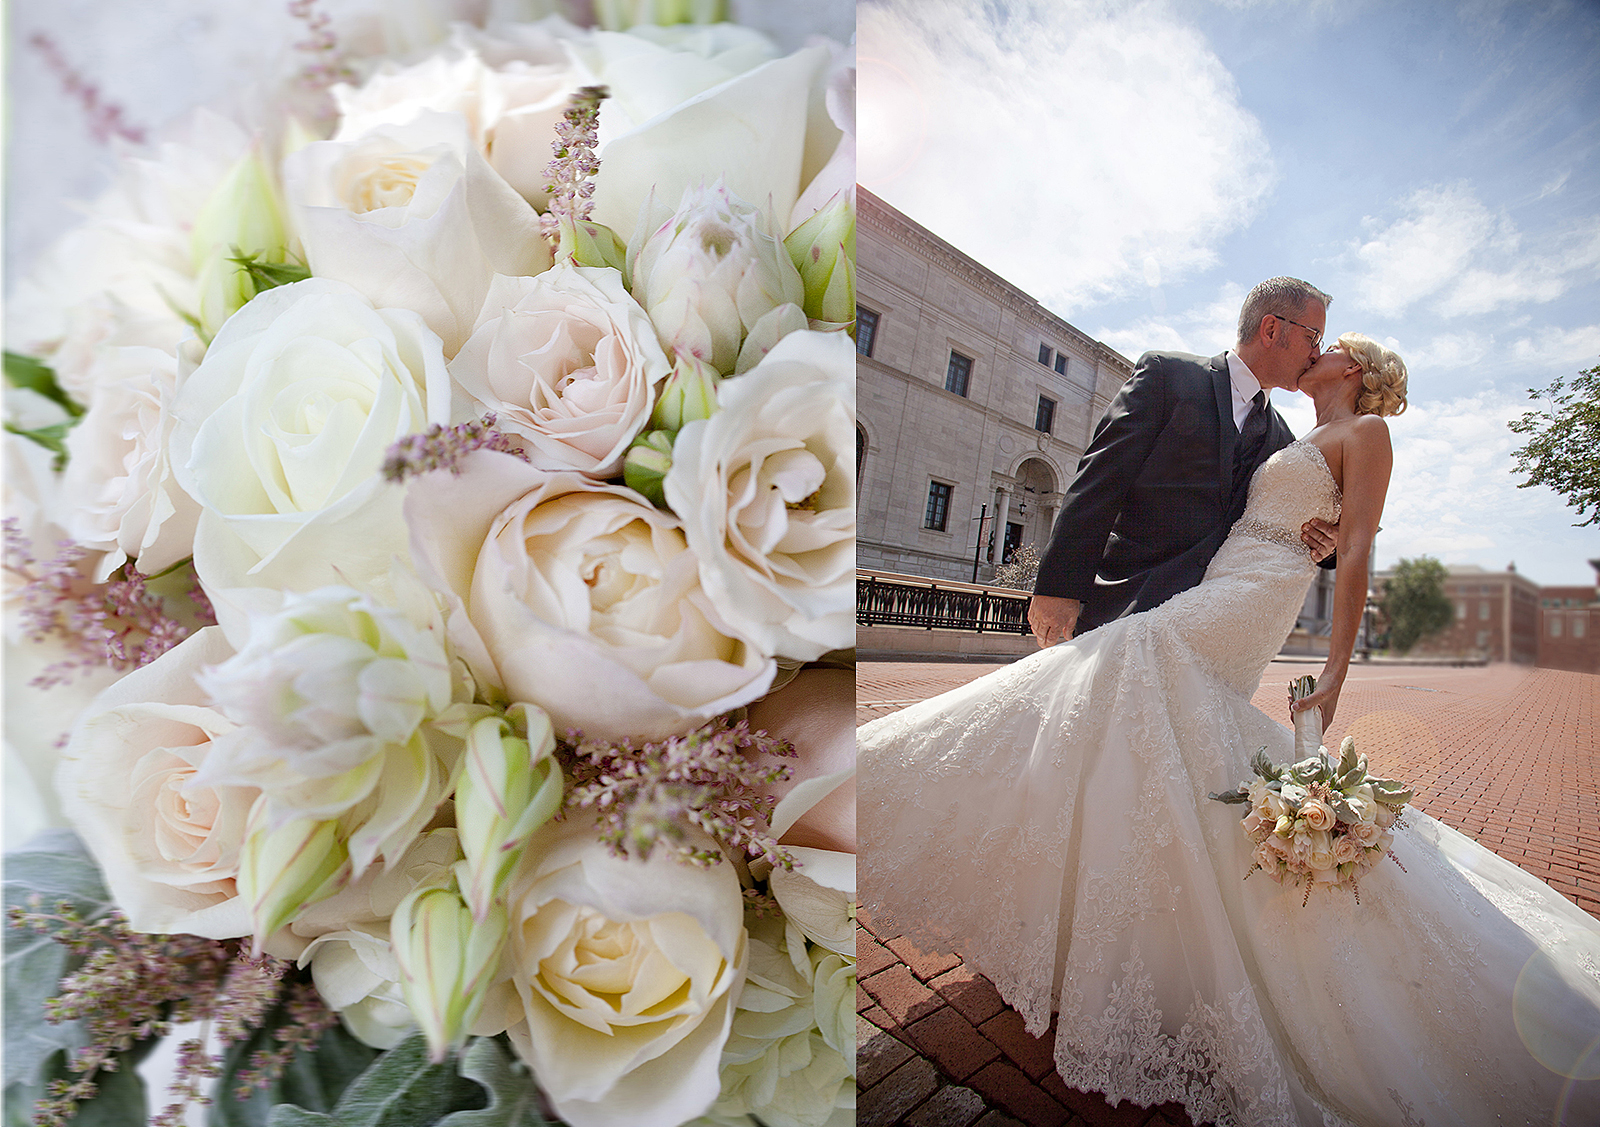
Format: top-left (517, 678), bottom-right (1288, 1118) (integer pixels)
top-left (456, 709), bottom-right (563, 920)
top-left (190, 145), bottom-right (291, 338)
top-left (623, 429), bottom-right (675, 507)
top-left (784, 193), bottom-right (855, 326)
top-left (650, 354), bottom-right (722, 434)
top-left (594, 0), bottom-right (726, 30)
top-left (559, 217), bottom-right (630, 274)
top-left (238, 807), bottom-right (349, 948)
top-left (391, 884), bottom-right (507, 1062)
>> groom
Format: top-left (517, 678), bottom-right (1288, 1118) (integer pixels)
top-left (1029, 276), bottom-right (1338, 644)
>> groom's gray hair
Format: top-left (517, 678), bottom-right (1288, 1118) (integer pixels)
top-left (1236, 277), bottom-right (1332, 349)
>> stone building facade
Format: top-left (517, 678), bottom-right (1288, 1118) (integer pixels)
top-left (855, 187), bottom-right (1132, 585)
top-left (854, 187), bottom-right (1338, 642)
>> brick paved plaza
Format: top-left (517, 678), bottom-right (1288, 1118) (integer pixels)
top-left (855, 658), bottom-right (1600, 1127)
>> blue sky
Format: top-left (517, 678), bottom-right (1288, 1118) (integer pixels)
top-left (860, 0), bottom-right (1600, 586)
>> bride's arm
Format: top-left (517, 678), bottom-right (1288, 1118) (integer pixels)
top-left (1292, 417), bottom-right (1393, 730)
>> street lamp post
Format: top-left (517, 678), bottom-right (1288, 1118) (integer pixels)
top-left (971, 504), bottom-right (988, 583)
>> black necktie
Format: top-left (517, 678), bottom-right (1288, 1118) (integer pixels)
top-left (1233, 390), bottom-right (1268, 500)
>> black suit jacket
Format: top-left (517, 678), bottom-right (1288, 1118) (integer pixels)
top-left (1033, 351), bottom-right (1295, 634)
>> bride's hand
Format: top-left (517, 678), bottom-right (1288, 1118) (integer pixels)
top-left (1291, 674), bottom-right (1344, 731)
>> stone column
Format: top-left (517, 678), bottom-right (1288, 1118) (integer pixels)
top-left (1037, 504), bottom-right (1057, 552)
top-left (992, 487), bottom-right (1011, 561)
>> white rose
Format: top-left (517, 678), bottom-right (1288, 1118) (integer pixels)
top-left (60, 344), bottom-right (201, 581)
top-left (500, 819), bottom-right (747, 1127)
top-left (55, 626), bottom-right (258, 938)
top-left (405, 452), bottom-right (775, 741)
top-left (583, 32), bottom-right (839, 247)
top-left (1332, 834), bottom-right (1364, 867)
top-left (333, 27), bottom-right (586, 206)
top-left (1348, 820), bottom-right (1383, 847)
top-left (664, 331), bottom-right (854, 661)
top-left (300, 923), bottom-right (417, 1050)
top-left (1307, 829), bottom-right (1336, 872)
top-left (284, 110), bottom-right (551, 357)
top-left (170, 278), bottom-right (452, 597)
top-left (449, 266), bottom-right (668, 477)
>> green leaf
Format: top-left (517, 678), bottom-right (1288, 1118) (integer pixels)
top-left (3, 831), bottom-right (114, 1088)
top-left (4, 1047), bottom-right (147, 1127)
top-left (437, 1038), bottom-right (548, 1127)
top-left (229, 251), bottom-right (312, 296)
top-left (213, 1020), bottom-right (379, 1127)
top-left (4, 421), bottom-right (72, 468)
top-left (320, 1033), bottom-right (485, 1127)
top-left (3, 352), bottom-right (83, 418)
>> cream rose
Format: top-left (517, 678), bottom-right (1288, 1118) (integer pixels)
top-left (664, 331), bottom-right (854, 662)
top-left (449, 266), bottom-right (668, 477)
top-left (60, 344), bottom-right (201, 581)
top-left (55, 626), bottom-right (258, 938)
top-left (1332, 834), bottom-right (1364, 867)
top-left (1307, 829), bottom-right (1336, 872)
top-left (405, 452), bottom-right (775, 741)
top-left (1348, 821), bottom-right (1383, 847)
top-left (499, 819), bottom-right (747, 1127)
top-left (170, 278), bottom-right (452, 597)
top-left (300, 923), bottom-right (417, 1049)
top-left (333, 28), bottom-right (585, 206)
top-left (1298, 795), bottom-right (1336, 832)
top-left (284, 110), bottom-right (551, 357)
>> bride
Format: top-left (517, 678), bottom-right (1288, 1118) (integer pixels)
top-left (858, 335), bottom-right (1600, 1126)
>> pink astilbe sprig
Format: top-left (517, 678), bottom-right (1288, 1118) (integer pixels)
top-left (7, 900), bottom-right (333, 1127)
top-left (28, 32), bottom-right (146, 146)
top-left (560, 717), bottom-right (800, 869)
top-left (540, 85), bottom-right (609, 243)
top-left (3, 519), bottom-right (211, 686)
top-left (288, 0), bottom-right (357, 98)
top-left (381, 413), bottom-right (528, 482)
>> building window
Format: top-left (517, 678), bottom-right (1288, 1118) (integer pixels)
top-left (945, 351), bottom-right (971, 397)
top-left (1480, 602), bottom-right (1491, 620)
top-left (1456, 602), bottom-right (1467, 622)
top-left (1035, 395), bottom-right (1056, 434)
top-left (924, 481), bottom-right (952, 531)
top-left (1054, 353), bottom-right (1067, 375)
top-left (1476, 630), bottom-right (1490, 649)
top-left (1038, 343), bottom-right (1052, 366)
top-left (1551, 617), bottom-right (1563, 638)
top-left (1575, 617), bottom-right (1587, 638)
top-left (856, 307), bottom-right (879, 357)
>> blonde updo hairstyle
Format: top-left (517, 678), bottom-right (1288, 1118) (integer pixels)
top-left (1336, 333), bottom-right (1408, 417)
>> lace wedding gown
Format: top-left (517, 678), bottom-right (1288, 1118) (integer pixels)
top-left (859, 440), bottom-right (1600, 1127)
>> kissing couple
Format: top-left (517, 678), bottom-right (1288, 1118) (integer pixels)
top-left (859, 277), bottom-right (1600, 1125)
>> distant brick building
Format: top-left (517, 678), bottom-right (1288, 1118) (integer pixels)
top-left (1376, 563), bottom-right (1542, 664)
top-left (1537, 560), bottom-right (1600, 674)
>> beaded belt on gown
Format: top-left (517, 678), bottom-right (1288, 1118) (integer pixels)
top-left (1232, 516), bottom-right (1310, 554)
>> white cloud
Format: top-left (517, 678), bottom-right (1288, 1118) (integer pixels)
top-left (1094, 280), bottom-right (1246, 358)
top-left (1336, 184), bottom-right (1600, 320)
top-left (858, 0), bottom-right (1274, 315)
top-left (1369, 390), bottom-right (1597, 585)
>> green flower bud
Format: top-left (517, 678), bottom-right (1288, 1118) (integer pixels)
top-left (190, 145), bottom-right (291, 338)
top-left (237, 808), bottom-right (349, 948)
top-left (559, 217), bottom-right (630, 274)
top-left (784, 193), bottom-right (856, 326)
top-left (650, 354), bottom-right (722, 434)
top-left (624, 429), bottom-right (676, 507)
top-left (391, 885), bottom-right (508, 1062)
top-left (594, 0), bottom-right (725, 30)
top-left (456, 709), bottom-right (563, 920)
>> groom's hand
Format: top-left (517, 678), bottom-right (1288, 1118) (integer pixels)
top-left (1029, 595), bottom-right (1081, 647)
top-left (1301, 518), bottom-right (1337, 562)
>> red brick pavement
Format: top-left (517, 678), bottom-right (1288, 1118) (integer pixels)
top-left (854, 658), bottom-right (1600, 1127)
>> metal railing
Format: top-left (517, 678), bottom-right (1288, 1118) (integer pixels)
top-left (857, 571), bottom-right (1032, 635)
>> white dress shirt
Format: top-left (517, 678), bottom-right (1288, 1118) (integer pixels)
top-left (1224, 352), bottom-right (1268, 431)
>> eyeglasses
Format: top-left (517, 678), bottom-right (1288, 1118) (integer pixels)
top-left (1271, 313), bottom-right (1324, 353)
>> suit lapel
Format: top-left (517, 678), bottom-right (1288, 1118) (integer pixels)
top-left (1210, 353), bottom-right (1235, 500)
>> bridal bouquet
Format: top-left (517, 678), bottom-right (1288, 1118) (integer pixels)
top-left (1211, 677), bottom-right (1412, 902)
top-left (3, 3), bottom-right (855, 1125)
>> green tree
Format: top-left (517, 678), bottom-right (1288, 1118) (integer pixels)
top-left (1508, 361), bottom-right (1600, 526)
top-left (1378, 556), bottom-right (1455, 654)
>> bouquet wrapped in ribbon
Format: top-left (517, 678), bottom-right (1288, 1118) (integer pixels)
top-left (3, 3), bottom-right (855, 1125)
top-left (1210, 676), bottom-right (1413, 903)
